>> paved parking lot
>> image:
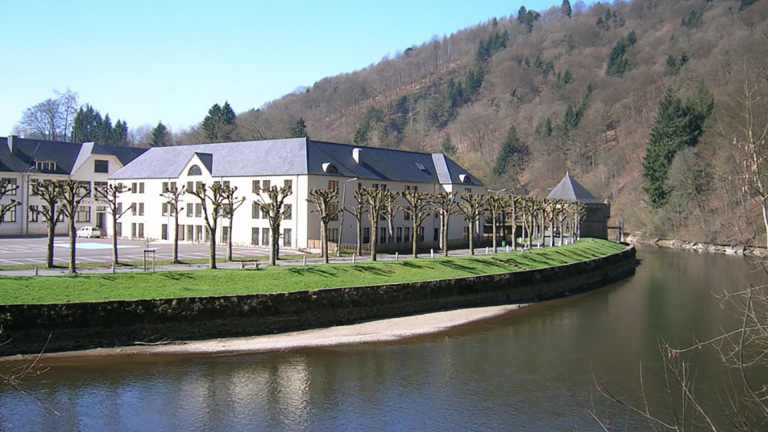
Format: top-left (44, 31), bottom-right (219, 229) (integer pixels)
top-left (0, 236), bottom-right (303, 266)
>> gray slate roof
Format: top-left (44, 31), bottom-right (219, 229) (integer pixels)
top-left (547, 172), bottom-right (603, 204)
top-left (111, 138), bottom-right (481, 185)
top-left (0, 136), bottom-right (146, 175)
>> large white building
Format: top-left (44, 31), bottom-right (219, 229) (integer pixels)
top-left (109, 138), bottom-right (484, 252)
top-left (0, 136), bottom-right (146, 235)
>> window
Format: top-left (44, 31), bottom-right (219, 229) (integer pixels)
top-left (328, 180), bottom-right (339, 191)
top-left (1, 178), bottom-right (17, 195)
top-left (433, 228), bottom-right (439, 241)
top-left (76, 206), bottom-right (91, 222)
top-left (262, 180), bottom-right (271, 191)
top-left (195, 225), bottom-right (203, 242)
top-left (223, 180), bottom-right (230, 188)
top-left (187, 225), bottom-right (194, 241)
top-left (162, 203), bottom-right (169, 216)
top-left (328, 228), bottom-right (339, 243)
top-left (284, 204), bottom-right (292, 220)
top-left (138, 223), bottom-right (144, 238)
top-left (188, 165), bottom-right (202, 176)
top-left (116, 222), bottom-right (122, 237)
top-left (131, 183), bottom-right (137, 193)
top-left (380, 227), bottom-right (387, 244)
top-left (465, 188), bottom-right (472, 194)
top-left (252, 203), bottom-right (260, 219)
top-left (372, 183), bottom-right (379, 190)
top-left (221, 226), bottom-right (229, 244)
top-left (94, 182), bottom-right (108, 198)
top-left (251, 227), bottom-right (260, 245)
top-left (162, 182), bottom-right (169, 193)
top-left (404, 209), bottom-right (411, 221)
top-left (78, 181), bottom-right (91, 197)
top-left (195, 181), bottom-right (203, 192)
top-left (169, 182), bottom-right (176, 192)
top-left (131, 223), bottom-right (137, 238)
top-left (262, 228), bottom-right (270, 246)
top-left (329, 203), bottom-right (339, 221)
top-left (29, 205), bottom-right (39, 222)
top-left (187, 181), bottom-right (194, 193)
top-left (195, 203), bottom-right (202, 217)
top-left (404, 227), bottom-right (411, 243)
top-left (178, 225), bottom-right (185, 241)
top-left (284, 180), bottom-right (292, 192)
top-left (418, 227), bottom-right (424, 242)
top-left (94, 159), bottom-right (109, 173)
top-left (187, 206), bottom-right (193, 217)
top-left (162, 224), bottom-right (168, 240)
top-left (363, 227), bottom-right (370, 244)
top-left (463, 226), bottom-right (469, 239)
top-left (252, 180), bottom-right (260, 193)
top-left (357, 182), bottom-right (362, 190)
top-left (35, 160), bottom-right (56, 172)
top-left (116, 203), bottom-right (123, 216)
top-left (29, 179), bottom-right (38, 195)
top-left (2, 207), bottom-right (16, 223)
top-left (131, 203), bottom-right (137, 216)
top-left (283, 228), bottom-right (292, 247)
top-left (396, 227), bottom-right (402, 243)
top-left (138, 203), bottom-right (144, 216)
top-left (139, 183), bottom-right (145, 194)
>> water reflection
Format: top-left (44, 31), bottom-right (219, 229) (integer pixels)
top-left (0, 248), bottom-right (765, 430)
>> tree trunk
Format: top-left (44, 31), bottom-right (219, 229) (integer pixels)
top-left (356, 218), bottom-right (362, 256)
top-left (47, 223), bottom-right (55, 268)
top-left (68, 217), bottom-right (76, 274)
top-left (370, 219), bottom-right (378, 261)
top-left (511, 211), bottom-right (517, 251)
top-left (762, 196), bottom-right (768, 250)
top-left (388, 218), bottom-right (395, 246)
top-left (112, 214), bottom-right (119, 264)
top-left (208, 223), bottom-right (217, 269)
top-left (270, 228), bottom-right (279, 266)
top-left (468, 220), bottom-right (475, 255)
top-left (173, 213), bottom-right (180, 264)
top-left (226, 215), bottom-right (233, 262)
top-left (442, 213), bottom-right (449, 257)
top-left (412, 219), bottom-right (418, 258)
top-left (492, 212), bottom-right (498, 253)
top-left (322, 221), bottom-right (329, 264)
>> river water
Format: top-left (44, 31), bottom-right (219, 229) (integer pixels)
top-left (1, 247), bottom-right (766, 430)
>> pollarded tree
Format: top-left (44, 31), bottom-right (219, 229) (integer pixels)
top-left (307, 188), bottom-right (341, 264)
top-left (504, 195), bottom-right (521, 251)
top-left (30, 180), bottom-right (64, 268)
top-left (457, 192), bottom-right (486, 255)
top-left (433, 192), bottom-right (458, 256)
top-left (485, 193), bottom-right (506, 253)
top-left (345, 189), bottom-right (368, 256)
top-left (222, 186), bottom-right (246, 262)
top-left (159, 184), bottom-right (187, 264)
top-left (400, 189), bottom-right (433, 258)
top-left (58, 180), bottom-right (89, 274)
top-left (189, 182), bottom-right (228, 269)
top-left (571, 201), bottom-right (586, 242)
top-left (254, 185), bottom-right (292, 266)
top-left (359, 187), bottom-right (388, 261)
top-left (519, 196), bottom-right (537, 250)
top-left (0, 181), bottom-right (20, 228)
top-left (97, 183), bottom-right (131, 264)
top-left (382, 190), bottom-right (400, 245)
top-left (541, 198), bottom-right (557, 247)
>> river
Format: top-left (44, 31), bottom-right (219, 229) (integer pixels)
top-left (0, 247), bottom-right (765, 430)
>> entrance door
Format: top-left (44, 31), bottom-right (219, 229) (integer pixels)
top-left (96, 212), bottom-right (106, 229)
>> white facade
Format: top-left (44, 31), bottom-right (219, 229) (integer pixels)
top-left (109, 140), bottom-right (485, 252)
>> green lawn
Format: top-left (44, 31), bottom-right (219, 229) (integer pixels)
top-left (0, 239), bottom-right (627, 305)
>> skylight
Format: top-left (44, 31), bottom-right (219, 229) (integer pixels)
top-left (415, 162), bottom-right (426, 171)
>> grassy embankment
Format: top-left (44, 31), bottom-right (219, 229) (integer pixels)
top-left (0, 239), bottom-right (627, 305)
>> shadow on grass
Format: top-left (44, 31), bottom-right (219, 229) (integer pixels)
top-left (287, 267), bottom-right (335, 277)
top-left (435, 260), bottom-right (483, 275)
top-left (350, 265), bottom-right (395, 277)
top-left (158, 272), bottom-right (195, 281)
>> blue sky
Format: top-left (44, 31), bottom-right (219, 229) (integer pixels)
top-left (1, 0), bottom-right (560, 137)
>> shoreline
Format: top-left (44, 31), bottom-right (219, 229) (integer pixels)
top-left (627, 235), bottom-right (767, 257)
top-left (0, 304), bottom-right (525, 364)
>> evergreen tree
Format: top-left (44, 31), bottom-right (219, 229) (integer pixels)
top-left (113, 120), bottom-right (129, 145)
top-left (494, 125), bottom-right (528, 177)
top-left (71, 104), bottom-right (103, 142)
top-left (289, 117), bottom-right (309, 138)
top-left (441, 134), bottom-right (456, 156)
top-left (562, 68), bottom-right (574, 85)
top-left (151, 122), bottom-right (171, 147)
top-left (202, 101), bottom-right (236, 142)
top-left (99, 114), bottom-right (114, 144)
top-left (202, 103), bottom-right (222, 141)
top-left (606, 38), bottom-right (630, 77)
top-left (562, 0), bottom-right (572, 18)
top-left (740, 0), bottom-right (758, 11)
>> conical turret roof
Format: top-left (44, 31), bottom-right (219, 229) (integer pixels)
top-left (546, 172), bottom-right (603, 204)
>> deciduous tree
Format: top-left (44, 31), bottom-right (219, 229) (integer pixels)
top-left (307, 188), bottom-right (341, 263)
top-left (189, 182), bottom-right (228, 269)
top-left (254, 185), bottom-right (292, 266)
top-left (30, 181), bottom-right (64, 268)
top-left (360, 187), bottom-right (388, 261)
top-left (97, 183), bottom-right (131, 265)
top-left (58, 180), bottom-right (89, 274)
top-left (400, 189), bottom-right (432, 258)
top-left (159, 184), bottom-right (186, 264)
top-left (457, 192), bottom-right (486, 255)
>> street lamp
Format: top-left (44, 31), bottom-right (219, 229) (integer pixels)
top-left (337, 177), bottom-right (358, 257)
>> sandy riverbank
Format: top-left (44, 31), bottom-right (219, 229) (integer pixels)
top-left (2, 304), bottom-right (526, 363)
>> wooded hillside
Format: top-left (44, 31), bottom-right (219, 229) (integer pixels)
top-left (177, 0), bottom-right (768, 244)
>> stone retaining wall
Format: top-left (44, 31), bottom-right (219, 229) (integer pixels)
top-left (0, 246), bottom-right (637, 356)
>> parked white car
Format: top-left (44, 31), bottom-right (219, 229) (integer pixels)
top-left (76, 226), bottom-right (102, 238)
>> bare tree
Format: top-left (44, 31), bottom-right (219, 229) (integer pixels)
top-left (159, 184), bottom-right (187, 264)
top-left (400, 189), bottom-right (433, 258)
top-left (486, 193), bottom-right (506, 253)
top-left (505, 195), bottom-right (521, 251)
top-left (382, 190), bottom-right (400, 245)
top-left (0, 181), bottom-right (20, 227)
top-left (307, 188), bottom-right (342, 263)
top-left (30, 181), bottom-right (64, 268)
top-left (457, 192), bottom-right (486, 255)
top-left (58, 180), bottom-right (89, 274)
top-left (254, 185), bottom-right (292, 266)
top-left (97, 183), bottom-right (130, 264)
top-left (360, 187), bottom-right (388, 261)
top-left (345, 189), bottom-right (368, 256)
top-left (434, 192), bottom-right (458, 256)
top-left (188, 182), bottom-right (228, 269)
top-left (222, 186), bottom-right (245, 262)
top-left (17, 90), bottom-right (78, 141)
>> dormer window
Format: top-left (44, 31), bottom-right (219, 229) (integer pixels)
top-left (35, 160), bottom-right (56, 172)
top-left (459, 174), bottom-right (472, 184)
top-left (322, 163), bottom-right (338, 174)
top-left (188, 165), bottom-right (202, 176)
top-left (415, 162), bottom-right (427, 171)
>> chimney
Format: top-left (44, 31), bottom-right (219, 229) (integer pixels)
top-left (7, 135), bottom-right (16, 154)
top-left (353, 148), bottom-right (362, 164)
